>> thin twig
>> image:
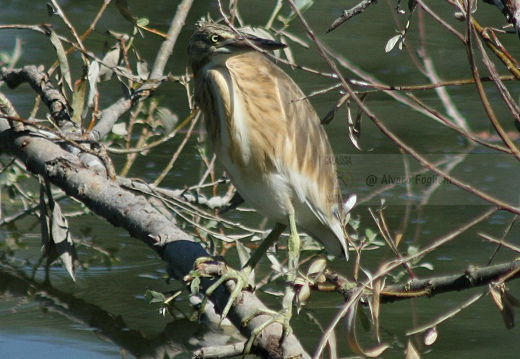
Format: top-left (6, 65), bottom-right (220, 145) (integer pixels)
top-left (154, 110), bottom-right (200, 186)
top-left (464, 5), bottom-right (520, 160)
top-left (314, 206), bottom-right (498, 357)
top-left (287, 0), bottom-right (520, 215)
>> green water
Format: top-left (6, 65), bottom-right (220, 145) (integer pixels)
top-left (1, 1), bottom-right (519, 358)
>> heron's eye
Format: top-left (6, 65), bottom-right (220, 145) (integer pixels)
top-left (210, 34), bottom-right (219, 43)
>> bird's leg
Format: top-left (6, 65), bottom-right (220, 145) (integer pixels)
top-left (280, 211), bottom-right (300, 335)
top-left (194, 222), bottom-right (286, 327)
top-left (242, 213), bottom-right (300, 353)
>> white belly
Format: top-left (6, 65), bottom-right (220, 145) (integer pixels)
top-left (219, 149), bottom-right (291, 224)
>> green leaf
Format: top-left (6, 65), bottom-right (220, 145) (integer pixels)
top-left (385, 33), bottom-right (405, 53)
top-left (365, 228), bottom-right (377, 243)
top-left (111, 122), bottom-right (128, 137)
top-left (190, 276), bottom-right (201, 295)
top-left (235, 239), bottom-right (251, 269)
top-left (145, 290), bottom-right (166, 303)
top-left (136, 58), bottom-right (149, 81)
top-left (137, 17), bottom-right (150, 27)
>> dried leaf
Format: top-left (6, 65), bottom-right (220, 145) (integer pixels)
top-left (490, 284), bottom-right (515, 329)
top-left (307, 257), bottom-right (327, 277)
top-left (136, 59), bottom-right (149, 80)
top-left (406, 340), bottom-right (421, 359)
top-left (49, 200), bottom-right (77, 280)
top-left (394, 232), bottom-right (403, 247)
top-left (46, 3), bottom-right (56, 16)
top-left (322, 94), bottom-right (350, 124)
top-left (347, 102), bottom-right (362, 151)
top-left (99, 45), bottom-right (122, 82)
top-left (86, 61), bottom-right (100, 109)
top-left (294, 276), bottom-right (311, 305)
top-left (371, 279), bottom-right (383, 342)
top-left (156, 107), bottom-right (178, 134)
top-left (424, 327), bottom-right (438, 346)
top-left (40, 180), bottom-right (77, 281)
top-left (39, 178), bottom-right (50, 249)
top-left (345, 298), bottom-right (391, 357)
top-left (347, 94), bottom-right (367, 151)
top-left (279, 37), bottom-right (293, 64)
top-left (71, 78), bottom-right (86, 124)
top-left (490, 285), bottom-right (504, 311)
top-left (47, 29), bottom-right (72, 92)
top-left (342, 193), bottom-right (357, 215)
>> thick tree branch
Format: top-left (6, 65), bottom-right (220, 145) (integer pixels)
top-left (0, 123), bottom-right (309, 358)
top-left (1, 65), bottom-right (77, 130)
top-left (327, 259), bottom-right (520, 303)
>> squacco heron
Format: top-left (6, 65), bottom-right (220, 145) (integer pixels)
top-left (188, 21), bottom-right (348, 350)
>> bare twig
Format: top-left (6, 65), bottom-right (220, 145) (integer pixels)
top-left (148, 0), bottom-right (195, 82)
top-left (415, 0), bottom-right (465, 41)
top-left (327, 0), bottom-right (379, 33)
top-left (153, 109), bottom-right (200, 186)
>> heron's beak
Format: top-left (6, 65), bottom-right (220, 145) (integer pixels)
top-left (221, 34), bottom-right (286, 52)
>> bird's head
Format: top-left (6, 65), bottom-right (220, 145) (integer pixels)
top-left (188, 21), bottom-right (286, 71)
